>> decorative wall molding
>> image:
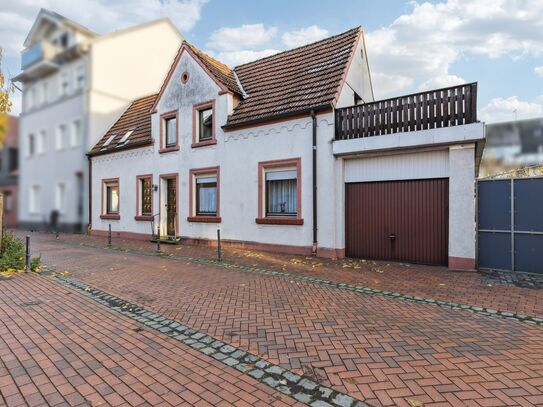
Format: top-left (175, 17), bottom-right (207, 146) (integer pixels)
top-left (92, 146), bottom-right (154, 164)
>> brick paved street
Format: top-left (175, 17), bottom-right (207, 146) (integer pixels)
top-left (0, 273), bottom-right (304, 407)
top-left (11, 232), bottom-right (542, 406)
top-left (40, 232), bottom-right (543, 318)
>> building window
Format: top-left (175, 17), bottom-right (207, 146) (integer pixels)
top-left (71, 120), bottom-right (82, 147)
top-left (266, 170), bottom-right (297, 216)
top-left (135, 175), bottom-right (153, 220)
top-left (4, 191), bottom-right (13, 212)
top-left (55, 183), bottom-right (66, 214)
top-left (42, 82), bottom-right (48, 104)
top-left (26, 86), bottom-right (34, 110)
top-left (56, 125), bottom-right (67, 150)
top-left (192, 101), bottom-right (216, 147)
top-left (160, 111), bottom-right (179, 153)
top-left (27, 134), bottom-right (35, 156)
top-left (8, 148), bottom-right (18, 172)
top-left (60, 72), bottom-right (70, 96)
top-left (29, 185), bottom-right (40, 214)
top-left (60, 33), bottom-right (69, 48)
top-left (37, 130), bottom-right (46, 155)
top-left (101, 179), bottom-right (120, 219)
top-left (188, 167), bottom-right (220, 223)
top-left (256, 158), bottom-right (303, 225)
top-left (76, 66), bottom-right (85, 90)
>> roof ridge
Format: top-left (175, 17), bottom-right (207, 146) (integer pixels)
top-left (234, 26), bottom-right (362, 69)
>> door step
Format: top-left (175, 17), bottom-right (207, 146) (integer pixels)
top-left (149, 236), bottom-right (181, 244)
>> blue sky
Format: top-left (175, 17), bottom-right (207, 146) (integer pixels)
top-left (1, 0), bottom-right (542, 122)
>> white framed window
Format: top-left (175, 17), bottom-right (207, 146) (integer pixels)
top-left (117, 130), bottom-right (133, 147)
top-left (42, 82), bottom-right (48, 104)
top-left (29, 185), bottom-right (41, 214)
top-left (102, 179), bottom-right (120, 216)
top-left (56, 124), bottom-right (67, 150)
top-left (71, 120), bottom-right (82, 147)
top-left (76, 65), bottom-right (85, 90)
top-left (27, 133), bottom-right (36, 156)
top-left (37, 130), bottom-right (46, 155)
top-left (60, 72), bottom-right (70, 96)
top-left (26, 86), bottom-right (34, 110)
top-left (165, 117), bottom-right (177, 147)
top-left (55, 182), bottom-right (66, 214)
top-left (188, 167), bottom-right (220, 222)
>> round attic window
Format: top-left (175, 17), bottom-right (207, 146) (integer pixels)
top-left (181, 71), bottom-right (190, 84)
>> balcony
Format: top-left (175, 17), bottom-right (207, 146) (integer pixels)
top-left (333, 83), bottom-right (484, 156)
top-left (14, 41), bottom-right (61, 82)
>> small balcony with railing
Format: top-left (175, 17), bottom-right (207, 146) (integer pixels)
top-left (332, 83), bottom-right (485, 156)
top-left (15, 41), bottom-right (61, 81)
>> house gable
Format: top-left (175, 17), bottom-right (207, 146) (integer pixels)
top-left (150, 43), bottom-right (240, 114)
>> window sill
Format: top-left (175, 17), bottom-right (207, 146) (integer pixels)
top-left (191, 139), bottom-right (217, 148)
top-left (187, 216), bottom-right (221, 223)
top-left (100, 214), bottom-right (120, 220)
top-left (159, 146), bottom-right (180, 154)
top-left (134, 215), bottom-right (153, 221)
top-left (255, 217), bottom-right (303, 225)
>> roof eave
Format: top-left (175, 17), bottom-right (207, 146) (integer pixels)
top-left (222, 103), bottom-right (333, 132)
top-left (88, 140), bottom-right (154, 158)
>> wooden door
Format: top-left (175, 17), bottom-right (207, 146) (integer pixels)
top-left (166, 178), bottom-right (176, 236)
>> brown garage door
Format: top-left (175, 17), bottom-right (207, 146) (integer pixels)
top-left (345, 178), bottom-right (448, 266)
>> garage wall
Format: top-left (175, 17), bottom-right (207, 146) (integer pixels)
top-left (345, 150), bottom-right (449, 183)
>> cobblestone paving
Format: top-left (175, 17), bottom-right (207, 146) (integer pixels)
top-left (26, 231), bottom-right (543, 318)
top-left (26, 235), bottom-right (543, 407)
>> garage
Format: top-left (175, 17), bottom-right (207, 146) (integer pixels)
top-left (345, 178), bottom-right (449, 265)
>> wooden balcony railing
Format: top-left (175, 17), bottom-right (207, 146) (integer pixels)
top-left (335, 82), bottom-right (478, 140)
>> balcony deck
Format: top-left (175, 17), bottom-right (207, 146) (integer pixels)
top-left (335, 83), bottom-right (478, 141)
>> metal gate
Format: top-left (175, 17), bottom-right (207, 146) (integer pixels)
top-left (477, 177), bottom-right (543, 274)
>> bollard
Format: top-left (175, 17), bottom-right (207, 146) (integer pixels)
top-left (108, 224), bottom-right (112, 246)
top-left (217, 228), bottom-right (222, 262)
top-left (157, 225), bottom-right (161, 253)
top-left (25, 235), bottom-right (31, 272)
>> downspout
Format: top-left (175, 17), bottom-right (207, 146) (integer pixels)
top-left (87, 154), bottom-right (92, 235)
top-left (311, 110), bottom-right (318, 255)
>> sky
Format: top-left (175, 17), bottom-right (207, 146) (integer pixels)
top-left (1, 0), bottom-right (542, 123)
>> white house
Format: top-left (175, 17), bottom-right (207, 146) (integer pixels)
top-left (88, 27), bottom-right (485, 270)
top-left (15, 9), bottom-right (183, 231)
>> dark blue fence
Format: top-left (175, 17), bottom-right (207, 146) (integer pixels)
top-left (477, 177), bottom-right (543, 274)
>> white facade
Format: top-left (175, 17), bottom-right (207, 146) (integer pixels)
top-left (90, 33), bottom-right (484, 269)
top-left (17, 10), bottom-right (182, 230)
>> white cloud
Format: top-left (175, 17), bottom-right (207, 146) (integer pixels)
top-left (0, 0), bottom-right (208, 56)
top-left (370, 73), bottom-right (414, 97)
top-left (210, 49), bottom-right (281, 67)
top-left (281, 25), bottom-right (328, 48)
top-left (536, 66), bottom-right (543, 77)
top-left (365, 0), bottom-right (543, 98)
top-left (479, 96), bottom-right (543, 123)
top-left (206, 24), bottom-right (277, 52)
top-left (418, 75), bottom-right (466, 92)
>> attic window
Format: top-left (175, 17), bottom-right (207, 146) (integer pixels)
top-left (181, 71), bottom-right (189, 84)
top-left (117, 130), bottom-right (134, 147)
top-left (101, 134), bottom-right (116, 150)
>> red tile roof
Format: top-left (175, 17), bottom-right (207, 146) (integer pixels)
top-left (91, 27), bottom-right (362, 156)
top-left (226, 26), bottom-right (362, 128)
top-left (89, 94), bottom-right (157, 156)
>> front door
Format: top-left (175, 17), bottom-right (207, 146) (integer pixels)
top-left (166, 178), bottom-right (177, 237)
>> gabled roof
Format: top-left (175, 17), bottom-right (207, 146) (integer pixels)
top-left (150, 42), bottom-right (242, 112)
top-left (24, 8), bottom-right (98, 47)
top-left (225, 26), bottom-right (362, 128)
top-left (89, 94), bottom-right (157, 157)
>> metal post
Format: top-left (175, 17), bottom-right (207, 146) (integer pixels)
top-left (511, 179), bottom-right (515, 272)
top-left (157, 225), bottom-right (161, 253)
top-left (25, 235), bottom-right (30, 272)
top-left (108, 224), bottom-right (112, 246)
top-left (217, 228), bottom-right (222, 262)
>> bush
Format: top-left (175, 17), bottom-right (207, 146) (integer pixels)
top-left (0, 231), bottom-right (41, 272)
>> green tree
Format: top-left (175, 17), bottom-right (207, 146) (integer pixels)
top-left (0, 47), bottom-right (15, 147)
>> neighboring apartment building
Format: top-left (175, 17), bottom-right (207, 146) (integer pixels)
top-left (88, 27), bottom-right (485, 270)
top-left (480, 117), bottom-right (543, 177)
top-left (14, 9), bottom-right (183, 231)
top-left (0, 115), bottom-right (19, 227)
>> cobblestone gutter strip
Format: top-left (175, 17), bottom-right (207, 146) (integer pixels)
top-left (50, 240), bottom-right (543, 326)
top-left (52, 275), bottom-right (370, 407)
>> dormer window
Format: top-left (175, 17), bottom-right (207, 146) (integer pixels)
top-left (100, 134), bottom-right (116, 150)
top-left (192, 101), bottom-right (216, 147)
top-left (117, 130), bottom-right (133, 147)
